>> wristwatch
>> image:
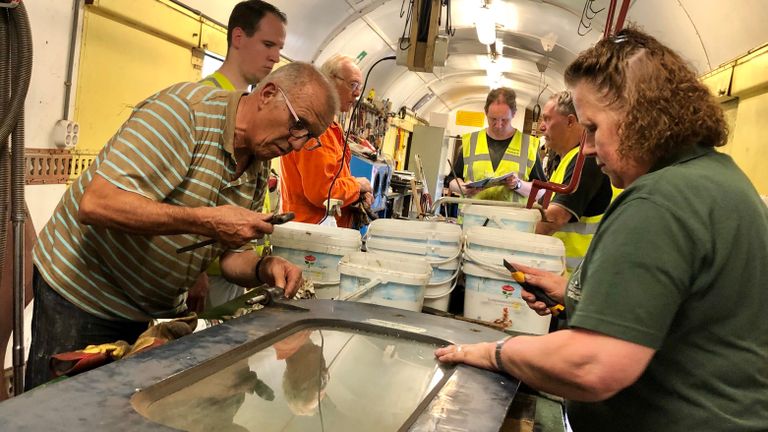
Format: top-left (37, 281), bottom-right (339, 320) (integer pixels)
top-left (495, 336), bottom-right (512, 374)
top-left (512, 179), bottom-right (522, 191)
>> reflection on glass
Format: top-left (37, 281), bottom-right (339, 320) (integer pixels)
top-left (136, 328), bottom-right (451, 432)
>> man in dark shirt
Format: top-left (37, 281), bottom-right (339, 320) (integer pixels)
top-left (515, 91), bottom-right (614, 272)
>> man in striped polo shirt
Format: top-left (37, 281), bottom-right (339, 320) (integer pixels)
top-left (26, 62), bottom-right (339, 389)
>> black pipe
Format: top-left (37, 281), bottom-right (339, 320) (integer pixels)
top-left (10, 107), bottom-right (24, 396)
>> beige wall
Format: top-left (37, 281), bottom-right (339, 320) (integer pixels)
top-left (704, 44), bottom-right (768, 195)
top-left (719, 91), bottom-right (768, 194)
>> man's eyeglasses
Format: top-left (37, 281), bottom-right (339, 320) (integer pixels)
top-left (489, 117), bottom-right (511, 126)
top-left (332, 73), bottom-right (362, 93)
top-left (277, 87), bottom-right (321, 151)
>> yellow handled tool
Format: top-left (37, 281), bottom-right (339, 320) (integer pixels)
top-left (503, 259), bottom-right (564, 317)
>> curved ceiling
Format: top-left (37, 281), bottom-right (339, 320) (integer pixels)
top-left (182, 0), bottom-right (768, 117)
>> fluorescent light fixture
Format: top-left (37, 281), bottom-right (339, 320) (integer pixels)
top-left (486, 59), bottom-right (503, 89)
top-left (487, 74), bottom-right (502, 89)
top-left (475, 6), bottom-right (496, 45)
top-left (487, 60), bottom-right (502, 80)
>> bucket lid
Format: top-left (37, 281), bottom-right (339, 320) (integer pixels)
top-left (271, 222), bottom-right (362, 250)
top-left (367, 219), bottom-right (462, 243)
top-left (462, 204), bottom-right (541, 222)
top-left (340, 252), bottom-right (432, 285)
top-left (465, 226), bottom-right (565, 256)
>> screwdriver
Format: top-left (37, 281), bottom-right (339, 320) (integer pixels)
top-left (176, 212), bottom-right (295, 253)
top-left (503, 259), bottom-right (564, 317)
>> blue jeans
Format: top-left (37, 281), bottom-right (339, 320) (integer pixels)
top-left (25, 267), bottom-right (148, 390)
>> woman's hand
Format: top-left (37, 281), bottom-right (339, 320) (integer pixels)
top-left (512, 262), bottom-right (568, 315)
top-left (434, 342), bottom-right (497, 371)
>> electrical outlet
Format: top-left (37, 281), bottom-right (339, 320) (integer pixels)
top-left (53, 119), bottom-right (79, 149)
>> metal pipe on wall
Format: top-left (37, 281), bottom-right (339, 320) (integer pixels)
top-left (62, 0), bottom-right (82, 119)
top-left (10, 108), bottom-right (24, 396)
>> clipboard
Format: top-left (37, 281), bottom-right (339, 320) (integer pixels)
top-left (465, 172), bottom-right (515, 188)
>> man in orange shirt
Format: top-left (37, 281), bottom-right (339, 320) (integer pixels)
top-left (280, 54), bottom-right (372, 228)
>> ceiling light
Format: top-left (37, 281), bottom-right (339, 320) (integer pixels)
top-left (486, 58), bottom-right (503, 89)
top-left (475, 5), bottom-right (496, 45)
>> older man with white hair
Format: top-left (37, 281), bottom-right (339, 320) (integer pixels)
top-left (280, 54), bottom-right (373, 227)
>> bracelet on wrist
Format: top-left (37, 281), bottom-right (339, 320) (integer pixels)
top-left (495, 336), bottom-right (512, 374)
top-left (254, 258), bottom-right (267, 285)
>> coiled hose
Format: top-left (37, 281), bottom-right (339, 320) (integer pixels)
top-left (0, 1), bottom-right (32, 288)
top-left (0, 0), bottom-right (33, 396)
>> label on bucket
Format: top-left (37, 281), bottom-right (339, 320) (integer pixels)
top-left (273, 246), bottom-right (341, 283)
top-left (463, 275), bottom-right (550, 335)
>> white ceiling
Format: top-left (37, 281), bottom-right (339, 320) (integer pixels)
top-left (181, 0), bottom-right (768, 116)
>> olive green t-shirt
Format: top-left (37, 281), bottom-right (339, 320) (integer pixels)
top-left (564, 146), bottom-right (768, 431)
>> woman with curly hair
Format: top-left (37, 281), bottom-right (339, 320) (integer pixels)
top-left (435, 27), bottom-right (768, 431)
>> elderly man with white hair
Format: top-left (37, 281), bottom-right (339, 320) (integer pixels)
top-left (280, 54), bottom-right (373, 228)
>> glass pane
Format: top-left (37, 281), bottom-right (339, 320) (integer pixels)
top-left (136, 327), bottom-right (451, 432)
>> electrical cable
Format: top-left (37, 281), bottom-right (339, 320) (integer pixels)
top-left (532, 80), bottom-right (548, 123)
top-left (443, 0), bottom-right (455, 36)
top-left (318, 55), bottom-right (396, 225)
top-left (399, 0), bottom-right (413, 50)
top-left (317, 329), bottom-right (325, 432)
top-left (416, 0), bottom-right (432, 42)
top-left (578, 0), bottom-right (605, 36)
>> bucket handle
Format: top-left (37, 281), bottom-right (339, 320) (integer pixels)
top-left (367, 246), bottom-right (462, 265)
top-left (462, 249), bottom-right (511, 278)
top-left (340, 278), bottom-right (383, 301)
top-left (363, 230), bottom-right (434, 244)
top-left (427, 264), bottom-right (461, 286)
top-left (428, 247), bottom-right (462, 265)
top-left (463, 249), bottom-right (566, 277)
top-left (312, 279), bottom-right (341, 286)
top-left (424, 274), bottom-right (460, 299)
top-left (366, 239), bottom-right (463, 265)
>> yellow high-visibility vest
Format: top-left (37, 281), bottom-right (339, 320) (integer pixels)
top-left (550, 147), bottom-right (621, 272)
top-left (200, 71), bottom-right (236, 91)
top-left (461, 129), bottom-right (539, 202)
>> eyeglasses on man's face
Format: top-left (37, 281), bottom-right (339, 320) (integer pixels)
top-left (332, 73), bottom-right (362, 93)
top-left (489, 116), bottom-right (511, 127)
top-left (277, 87), bottom-right (321, 151)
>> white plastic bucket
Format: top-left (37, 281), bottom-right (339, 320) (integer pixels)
top-left (365, 219), bottom-right (462, 311)
top-left (462, 226), bottom-right (565, 335)
top-left (270, 222), bottom-right (362, 299)
top-left (339, 252), bottom-right (432, 312)
top-left (461, 204), bottom-right (541, 233)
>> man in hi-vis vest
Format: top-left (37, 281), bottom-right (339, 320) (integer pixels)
top-left (200, 0), bottom-right (286, 92)
top-left (447, 87), bottom-right (545, 201)
top-left (197, 0), bottom-right (287, 309)
top-left (513, 91), bottom-right (614, 272)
